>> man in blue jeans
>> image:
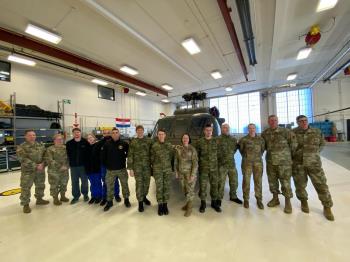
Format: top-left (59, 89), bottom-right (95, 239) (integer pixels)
top-left (94, 129), bottom-right (121, 206)
top-left (66, 128), bottom-right (89, 204)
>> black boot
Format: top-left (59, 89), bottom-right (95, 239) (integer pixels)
top-left (143, 197), bottom-right (151, 206)
top-left (163, 203), bottom-right (169, 215)
top-left (138, 201), bottom-right (144, 212)
top-left (100, 199), bottom-right (107, 206)
top-left (103, 201), bottom-right (113, 212)
top-left (124, 198), bottom-right (131, 208)
top-left (213, 200), bottom-right (222, 213)
top-left (199, 200), bottom-right (206, 213)
top-left (230, 197), bottom-right (243, 205)
top-left (115, 195), bottom-right (122, 202)
top-left (88, 198), bottom-right (95, 204)
top-left (158, 204), bottom-right (163, 216)
top-left (94, 198), bottom-right (102, 204)
top-left (217, 200), bottom-right (222, 207)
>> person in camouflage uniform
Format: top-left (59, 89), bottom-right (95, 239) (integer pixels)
top-left (196, 124), bottom-right (221, 213)
top-left (262, 115), bottom-right (297, 214)
top-left (217, 123), bottom-right (242, 206)
top-left (16, 130), bottom-right (49, 213)
top-left (127, 125), bottom-right (153, 213)
top-left (239, 123), bottom-right (265, 209)
top-left (44, 133), bottom-right (70, 206)
top-left (292, 115), bottom-right (334, 221)
top-left (174, 133), bottom-right (198, 217)
top-left (150, 129), bottom-right (174, 216)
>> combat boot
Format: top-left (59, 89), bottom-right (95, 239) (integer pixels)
top-left (199, 200), bottom-right (206, 213)
top-left (301, 200), bottom-right (309, 213)
top-left (267, 194), bottom-right (280, 207)
top-left (212, 200), bottom-right (222, 213)
top-left (124, 198), bottom-right (131, 208)
top-left (138, 201), bottom-right (144, 212)
top-left (36, 198), bottom-right (49, 205)
top-left (163, 203), bottom-right (169, 215)
top-left (103, 201), bottom-right (113, 212)
top-left (284, 197), bottom-right (292, 214)
top-left (100, 199), bottom-right (107, 206)
top-left (143, 197), bottom-right (151, 206)
top-left (184, 201), bottom-right (193, 217)
top-left (53, 196), bottom-right (62, 206)
top-left (88, 198), bottom-right (95, 204)
top-left (182, 202), bottom-right (188, 211)
top-left (257, 199), bottom-right (264, 210)
top-left (217, 200), bottom-right (222, 207)
top-left (243, 200), bottom-right (249, 209)
top-left (23, 204), bottom-right (31, 214)
top-left (323, 207), bottom-right (335, 221)
top-left (158, 204), bottom-right (164, 216)
top-left (60, 193), bottom-right (69, 202)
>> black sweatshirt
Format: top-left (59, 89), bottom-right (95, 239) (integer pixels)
top-left (101, 139), bottom-right (129, 170)
top-left (85, 143), bottom-right (101, 174)
top-left (66, 138), bottom-right (89, 167)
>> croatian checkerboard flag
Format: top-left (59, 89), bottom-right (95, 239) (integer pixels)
top-left (115, 118), bottom-right (131, 128)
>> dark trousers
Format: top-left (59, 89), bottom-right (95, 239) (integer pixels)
top-left (70, 166), bottom-right (89, 199)
top-left (88, 173), bottom-right (103, 199)
top-left (101, 165), bottom-right (120, 199)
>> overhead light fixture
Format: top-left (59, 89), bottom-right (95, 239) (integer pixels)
top-left (290, 83), bottom-right (297, 87)
top-left (0, 71), bottom-right (9, 75)
top-left (296, 47), bottom-right (312, 60)
top-left (92, 79), bottom-right (108, 86)
top-left (25, 23), bottom-right (62, 44)
top-left (316, 0), bottom-right (338, 12)
top-left (181, 38), bottom-right (201, 55)
top-left (287, 73), bottom-right (297, 81)
top-left (211, 71), bottom-right (222, 79)
top-left (161, 84), bottom-right (173, 91)
top-left (120, 65), bottom-right (138, 75)
top-left (136, 91), bottom-right (146, 96)
top-left (7, 55), bottom-right (36, 66)
top-left (161, 99), bottom-right (170, 103)
top-left (225, 87), bottom-right (233, 92)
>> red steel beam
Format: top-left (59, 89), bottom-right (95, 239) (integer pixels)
top-left (217, 0), bottom-right (248, 81)
top-left (0, 27), bottom-right (168, 96)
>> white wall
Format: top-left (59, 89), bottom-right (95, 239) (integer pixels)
top-left (0, 63), bottom-right (173, 135)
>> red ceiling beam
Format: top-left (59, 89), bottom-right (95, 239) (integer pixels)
top-left (217, 0), bottom-right (248, 81)
top-left (0, 27), bottom-right (168, 96)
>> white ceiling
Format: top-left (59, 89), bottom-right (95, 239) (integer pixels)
top-left (0, 0), bottom-right (349, 102)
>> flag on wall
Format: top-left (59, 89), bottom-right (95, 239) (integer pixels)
top-left (115, 118), bottom-right (131, 128)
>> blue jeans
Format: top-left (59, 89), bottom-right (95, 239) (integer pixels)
top-left (101, 165), bottom-right (120, 199)
top-left (87, 173), bottom-right (103, 199)
top-left (70, 166), bottom-right (89, 199)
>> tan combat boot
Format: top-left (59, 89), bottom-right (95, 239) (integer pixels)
top-left (36, 198), bottom-right (50, 205)
top-left (284, 198), bottom-right (292, 214)
top-left (267, 194), bottom-right (280, 207)
top-left (184, 201), bottom-right (192, 217)
top-left (243, 200), bottom-right (249, 209)
top-left (23, 204), bottom-right (31, 214)
top-left (257, 199), bottom-right (264, 210)
top-left (182, 202), bottom-right (188, 211)
top-left (53, 196), bottom-right (62, 206)
top-left (301, 200), bottom-right (309, 213)
top-left (60, 192), bottom-right (69, 202)
top-left (323, 207), bottom-right (335, 221)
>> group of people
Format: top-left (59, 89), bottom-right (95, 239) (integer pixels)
top-left (16, 114), bottom-right (334, 221)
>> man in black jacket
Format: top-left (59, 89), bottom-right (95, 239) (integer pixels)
top-left (66, 128), bottom-right (89, 204)
top-left (102, 128), bottom-right (130, 211)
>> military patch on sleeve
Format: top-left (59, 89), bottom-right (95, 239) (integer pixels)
top-left (118, 145), bottom-right (123, 150)
top-left (0, 188), bottom-right (21, 196)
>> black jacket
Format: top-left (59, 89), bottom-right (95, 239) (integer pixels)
top-left (66, 138), bottom-right (89, 167)
top-left (85, 143), bottom-right (101, 174)
top-left (101, 139), bottom-right (129, 170)
top-left (94, 136), bottom-right (111, 167)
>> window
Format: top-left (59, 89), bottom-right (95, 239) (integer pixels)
top-left (209, 92), bottom-right (261, 133)
top-left (275, 88), bottom-right (313, 128)
top-left (0, 60), bottom-right (11, 82)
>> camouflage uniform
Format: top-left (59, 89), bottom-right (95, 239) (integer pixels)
top-left (16, 141), bottom-right (46, 206)
top-left (127, 137), bottom-right (152, 202)
top-left (174, 145), bottom-right (198, 202)
top-left (292, 127), bottom-right (333, 207)
top-left (44, 145), bottom-right (69, 197)
top-left (195, 137), bottom-right (219, 201)
top-left (261, 127), bottom-right (296, 198)
top-left (217, 134), bottom-right (239, 200)
top-left (150, 141), bottom-right (174, 204)
top-left (239, 135), bottom-right (265, 201)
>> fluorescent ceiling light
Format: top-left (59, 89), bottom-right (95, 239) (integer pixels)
top-left (161, 84), bottom-right (173, 91)
top-left (92, 79), bottom-right (108, 86)
top-left (161, 99), bottom-right (170, 103)
top-left (290, 83), bottom-right (297, 87)
top-left (25, 24), bottom-right (62, 44)
top-left (211, 71), bottom-right (222, 79)
top-left (316, 0), bottom-right (338, 12)
top-left (0, 71), bottom-right (9, 75)
top-left (296, 47), bottom-right (312, 60)
top-left (136, 91), bottom-right (146, 96)
top-left (181, 38), bottom-right (201, 55)
top-left (225, 87), bottom-right (233, 92)
top-left (120, 65), bottom-right (138, 75)
top-left (8, 55), bottom-right (36, 66)
top-left (287, 73), bottom-right (297, 81)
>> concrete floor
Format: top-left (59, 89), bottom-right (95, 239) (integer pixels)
top-left (321, 142), bottom-right (350, 170)
top-left (0, 155), bottom-right (349, 262)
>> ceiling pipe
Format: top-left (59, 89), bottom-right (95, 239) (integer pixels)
top-left (0, 26), bottom-right (168, 96)
top-left (217, 0), bottom-right (248, 81)
top-left (323, 58), bottom-right (350, 82)
top-left (235, 0), bottom-right (257, 65)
